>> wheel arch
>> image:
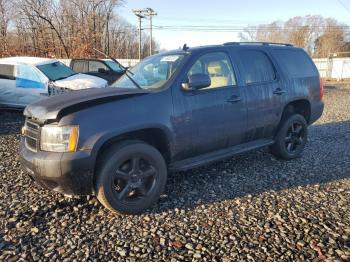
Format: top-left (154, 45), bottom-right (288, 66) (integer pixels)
top-left (280, 99), bottom-right (311, 124)
top-left (92, 126), bottom-right (173, 171)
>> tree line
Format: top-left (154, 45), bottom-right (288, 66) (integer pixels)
top-left (0, 3), bottom-right (349, 60)
top-left (239, 15), bottom-right (350, 58)
top-left (0, 0), bottom-right (156, 59)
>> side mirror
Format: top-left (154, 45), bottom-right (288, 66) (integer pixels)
top-left (182, 73), bottom-right (211, 91)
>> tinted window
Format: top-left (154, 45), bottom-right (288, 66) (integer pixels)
top-left (72, 61), bottom-right (87, 73)
top-left (188, 52), bottom-right (236, 89)
top-left (239, 50), bottom-right (276, 84)
top-left (272, 49), bottom-right (318, 77)
top-left (89, 61), bottom-right (108, 72)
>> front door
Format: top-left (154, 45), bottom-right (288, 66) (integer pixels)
top-left (173, 51), bottom-right (247, 158)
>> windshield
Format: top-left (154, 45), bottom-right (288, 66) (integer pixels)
top-left (112, 54), bottom-right (186, 89)
top-left (104, 60), bottom-right (124, 73)
top-left (37, 62), bottom-right (77, 81)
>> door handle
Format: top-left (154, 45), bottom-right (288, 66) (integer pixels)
top-left (273, 88), bottom-right (286, 95)
top-left (226, 95), bottom-right (242, 103)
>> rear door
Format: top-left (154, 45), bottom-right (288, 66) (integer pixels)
top-left (237, 48), bottom-right (284, 141)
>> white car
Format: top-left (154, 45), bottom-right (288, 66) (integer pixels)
top-left (0, 57), bottom-right (108, 108)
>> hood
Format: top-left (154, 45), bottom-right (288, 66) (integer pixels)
top-left (24, 87), bottom-right (149, 121)
top-left (54, 73), bottom-right (107, 90)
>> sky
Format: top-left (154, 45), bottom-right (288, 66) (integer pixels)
top-left (120, 0), bottom-right (350, 50)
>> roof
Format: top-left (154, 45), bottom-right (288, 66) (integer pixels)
top-left (0, 56), bottom-right (58, 66)
top-left (158, 42), bottom-right (296, 56)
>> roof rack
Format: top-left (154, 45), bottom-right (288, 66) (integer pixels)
top-left (223, 42), bottom-right (293, 47)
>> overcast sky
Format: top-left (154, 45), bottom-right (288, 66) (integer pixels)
top-left (120, 0), bottom-right (350, 50)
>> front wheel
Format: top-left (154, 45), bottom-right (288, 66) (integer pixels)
top-left (95, 140), bottom-right (167, 214)
top-left (270, 114), bottom-right (308, 160)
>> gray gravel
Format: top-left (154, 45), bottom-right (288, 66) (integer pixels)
top-left (1, 84), bottom-right (350, 261)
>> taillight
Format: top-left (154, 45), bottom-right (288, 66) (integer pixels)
top-left (319, 78), bottom-right (324, 101)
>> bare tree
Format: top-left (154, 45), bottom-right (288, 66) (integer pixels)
top-left (239, 15), bottom-right (350, 57)
top-left (0, 0), bottom-right (155, 59)
top-left (0, 0), bottom-right (11, 54)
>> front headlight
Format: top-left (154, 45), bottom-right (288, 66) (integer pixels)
top-left (40, 125), bottom-right (79, 152)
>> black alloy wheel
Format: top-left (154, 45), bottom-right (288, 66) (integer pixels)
top-left (284, 121), bottom-right (306, 154)
top-left (270, 114), bottom-right (308, 160)
top-left (96, 140), bottom-right (167, 214)
top-left (113, 156), bottom-right (157, 203)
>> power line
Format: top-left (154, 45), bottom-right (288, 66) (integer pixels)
top-left (151, 24), bottom-right (350, 33)
top-left (156, 16), bottom-right (268, 24)
top-left (337, 0), bottom-right (350, 14)
top-left (154, 25), bottom-right (350, 29)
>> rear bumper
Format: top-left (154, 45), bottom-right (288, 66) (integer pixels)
top-left (309, 101), bottom-right (324, 125)
top-left (19, 138), bottom-right (95, 195)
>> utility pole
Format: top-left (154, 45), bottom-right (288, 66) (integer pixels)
top-left (133, 8), bottom-right (157, 59)
top-left (133, 9), bottom-right (145, 61)
top-left (146, 8), bottom-right (157, 56)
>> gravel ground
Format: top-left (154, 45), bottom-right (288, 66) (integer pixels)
top-left (0, 84), bottom-right (350, 261)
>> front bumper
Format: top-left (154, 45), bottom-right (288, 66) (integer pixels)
top-left (19, 138), bottom-right (95, 195)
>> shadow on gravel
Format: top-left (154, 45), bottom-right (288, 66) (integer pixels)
top-left (151, 120), bottom-right (350, 214)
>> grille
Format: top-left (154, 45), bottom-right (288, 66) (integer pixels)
top-left (48, 84), bottom-right (73, 96)
top-left (24, 119), bottom-right (40, 151)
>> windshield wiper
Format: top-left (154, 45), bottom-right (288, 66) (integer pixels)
top-left (93, 48), bottom-right (142, 89)
top-left (123, 70), bottom-right (142, 89)
top-left (93, 48), bottom-right (134, 75)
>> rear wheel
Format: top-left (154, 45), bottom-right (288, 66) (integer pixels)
top-left (270, 114), bottom-right (308, 160)
top-left (95, 140), bottom-right (167, 214)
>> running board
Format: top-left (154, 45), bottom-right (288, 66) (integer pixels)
top-left (169, 139), bottom-right (274, 172)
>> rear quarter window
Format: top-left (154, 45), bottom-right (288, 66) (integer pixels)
top-left (72, 61), bottom-right (87, 73)
top-left (272, 49), bottom-right (318, 78)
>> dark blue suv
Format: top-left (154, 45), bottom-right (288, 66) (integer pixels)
top-left (20, 42), bottom-right (324, 214)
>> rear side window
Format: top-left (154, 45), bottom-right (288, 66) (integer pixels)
top-left (272, 49), bottom-right (318, 77)
top-left (0, 64), bottom-right (15, 80)
top-left (239, 50), bottom-right (276, 84)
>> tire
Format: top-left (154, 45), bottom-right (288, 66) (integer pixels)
top-left (270, 114), bottom-right (308, 160)
top-left (95, 140), bottom-right (167, 214)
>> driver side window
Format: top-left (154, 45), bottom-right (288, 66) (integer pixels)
top-left (89, 61), bottom-right (108, 73)
top-left (188, 52), bottom-right (236, 89)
